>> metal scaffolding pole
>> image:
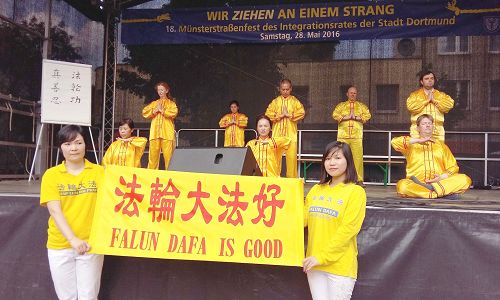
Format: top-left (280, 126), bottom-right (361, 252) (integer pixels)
top-left (100, 4), bottom-right (118, 160)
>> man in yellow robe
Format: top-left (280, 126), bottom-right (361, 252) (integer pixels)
top-left (265, 79), bottom-right (305, 178)
top-left (407, 71), bottom-right (454, 141)
top-left (391, 114), bottom-right (471, 199)
top-left (143, 82), bottom-right (178, 170)
top-left (332, 86), bottom-right (371, 183)
top-left (219, 101), bottom-right (248, 147)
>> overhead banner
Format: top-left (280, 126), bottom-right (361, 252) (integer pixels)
top-left (121, 0), bottom-right (500, 45)
top-left (89, 165), bottom-right (305, 267)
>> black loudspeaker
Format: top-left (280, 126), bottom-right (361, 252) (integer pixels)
top-left (168, 147), bottom-right (262, 176)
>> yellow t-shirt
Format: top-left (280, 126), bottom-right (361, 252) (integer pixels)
top-left (40, 159), bottom-right (104, 249)
top-left (304, 182), bottom-right (366, 279)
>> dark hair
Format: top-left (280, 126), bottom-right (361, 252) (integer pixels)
top-left (280, 78), bottom-right (292, 87)
top-left (416, 114), bottom-right (434, 126)
top-left (119, 118), bottom-right (135, 129)
top-left (57, 125), bottom-right (85, 147)
top-left (319, 141), bottom-right (358, 185)
top-left (419, 71), bottom-right (436, 85)
top-left (255, 114), bottom-right (272, 138)
top-left (229, 100), bottom-right (240, 108)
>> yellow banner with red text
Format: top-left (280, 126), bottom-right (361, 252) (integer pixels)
top-left (89, 165), bottom-right (304, 266)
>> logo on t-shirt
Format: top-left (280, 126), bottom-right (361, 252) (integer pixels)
top-left (309, 206), bottom-right (339, 218)
top-left (59, 180), bottom-right (97, 196)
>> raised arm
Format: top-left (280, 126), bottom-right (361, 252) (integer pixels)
top-left (434, 91), bottom-right (455, 113)
top-left (406, 91), bottom-right (428, 114)
top-left (290, 99), bottom-right (305, 122)
top-left (142, 101), bottom-right (158, 119)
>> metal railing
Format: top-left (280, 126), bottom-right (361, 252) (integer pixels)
top-left (176, 128), bottom-right (258, 147)
top-left (3, 125), bottom-right (499, 187)
top-left (298, 129), bottom-right (500, 186)
top-left (0, 92), bottom-right (38, 180)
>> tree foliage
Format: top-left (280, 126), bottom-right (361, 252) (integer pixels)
top-left (118, 43), bottom-right (285, 128)
top-left (0, 17), bottom-right (81, 144)
top-left (0, 17), bottom-right (81, 100)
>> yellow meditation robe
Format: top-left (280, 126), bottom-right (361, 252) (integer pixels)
top-left (246, 137), bottom-right (290, 177)
top-left (332, 100), bottom-right (371, 139)
top-left (265, 95), bottom-right (305, 178)
top-left (142, 98), bottom-right (178, 141)
top-left (407, 88), bottom-right (454, 141)
top-left (218, 113), bottom-right (248, 147)
top-left (332, 100), bottom-right (371, 181)
top-left (265, 95), bottom-right (305, 142)
top-left (391, 136), bottom-right (471, 198)
top-left (103, 137), bottom-right (147, 168)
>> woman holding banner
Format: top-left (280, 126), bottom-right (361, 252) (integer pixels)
top-left (303, 141), bottom-right (366, 300)
top-left (143, 81), bottom-right (178, 170)
top-left (103, 118), bottom-right (147, 168)
top-left (246, 114), bottom-right (290, 177)
top-left (40, 125), bottom-right (104, 299)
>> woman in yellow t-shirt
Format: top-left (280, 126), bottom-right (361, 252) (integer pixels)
top-left (40, 125), bottom-right (104, 299)
top-left (303, 141), bottom-right (366, 300)
top-left (246, 115), bottom-right (290, 177)
top-left (103, 118), bottom-right (147, 168)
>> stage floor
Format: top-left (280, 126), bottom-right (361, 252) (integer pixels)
top-left (1, 180), bottom-right (500, 299)
top-left (1, 179), bottom-right (499, 210)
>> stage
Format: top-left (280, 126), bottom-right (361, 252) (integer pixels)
top-left (2, 180), bottom-right (498, 209)
top-left (1, 180), bottom-right (499, 299)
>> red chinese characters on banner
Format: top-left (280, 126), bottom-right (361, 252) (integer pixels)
top-left (217, 182), bottom-right (248, 226)
top-left (181, 181), bottom-right (212, 224)
top-left (111, 175), bottom-right (287, 227)
top-left (251, 184), bottom-right (285, 227)
top-left (114, 174), bottom-right (144, 217)
top-left (147, 177), bottom-right (181, 223)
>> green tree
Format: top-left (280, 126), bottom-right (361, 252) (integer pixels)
top-left (0, 17), bottom-right (81, 100)
top-left (0, 17), bottom-right (81, 144)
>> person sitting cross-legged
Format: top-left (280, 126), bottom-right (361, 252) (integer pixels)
top-left (391, 114), bottom-right (471, 199)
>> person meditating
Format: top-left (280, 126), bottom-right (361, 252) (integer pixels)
top-left (407, 71), bottom-right (454, 141)
top-left (142, 81), bottom-right (178, 170)
top-left (246, 115), bottom-right (290, 177)
top-left (265, 79), bottom-right (305, 178)
top-left (391, 114), bottom-right (471, 199)
top-left (218, 100), bottom-right (248, 147)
